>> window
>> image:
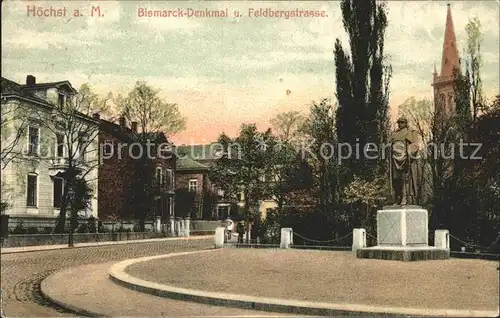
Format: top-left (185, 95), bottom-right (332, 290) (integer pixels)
top-left (78, 134), bottom-right (87, 162)
top-left (439, 93), bottom-right (446, 112)
top-left (102, 141), bottom-right (113, 157)
top-left (27, 174), bottom-right (37, 207)
top-left (53, 177), bottom-right (64, 208)
top-left (188, 179), bottom-right (198, 192)
top-left (28, 126), bottom-right (39, 155)
top-left (58, 93), bottom-right (65, 108)
top-left (156, 167), bottom-right (163, 185)
top-left (55, 133), bottom-right (64, 157)
top-left (447, 93), bottom-right (454, 111)
top-left (165, 169), bottom-right (173, 190)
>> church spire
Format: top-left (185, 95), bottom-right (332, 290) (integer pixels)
top-left (440, 4), bottom-right (461, 77)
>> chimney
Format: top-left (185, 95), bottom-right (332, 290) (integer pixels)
top-left (131, 121), bottom-right (138, 132)
top-left (92, 113), bottom-right (100, 120)
top-left (26, 75), bottom-right (36, 86)
top-left (119, 116), bottom-right (126, 127)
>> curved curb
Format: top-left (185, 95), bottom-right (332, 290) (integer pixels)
top-left (108, 250), bottom-right (499, 317)
top-left (40, 269), bottom-right (107, 317)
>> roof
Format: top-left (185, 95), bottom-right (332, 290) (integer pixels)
top-left (21, 80), bottom-right (78, 94)
top-left (1, 77), bottom-right (53, 106)
top-left (1, 77), bottom-right (98, 124)
top-left (440, 4), bottom-right (461, 77)
top-left (177, 143), bottom-right (221, 161)
top-left (176, 156), bottom-right (209, 171)
top-left (100, 119), bottom-right (171, 145)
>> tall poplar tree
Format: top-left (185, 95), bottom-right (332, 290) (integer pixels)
top-left (334, 0), bottom-right (392, 181)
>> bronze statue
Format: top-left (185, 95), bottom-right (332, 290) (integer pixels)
top-left (389, 116), bottom-right (420, 206)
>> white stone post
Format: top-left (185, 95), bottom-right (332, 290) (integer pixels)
top-left (352, 228), bottom-right (367, 252)
top-left (434, 229), bottom-right (450, 250)
top-left (185, 217), bottom-right (190, 237)
top-left (280, 228), bottom-right (293, 249)
top-left (175, 217), bottom-right (181, 237)
top-left (215, 227), bottom-right (225, 248)
top-left (169, 218), bottom-right (175, 237)
top-left (180, 218), bottom-right (186, 237)
top-left (155, 216), bottom-right (161, 233)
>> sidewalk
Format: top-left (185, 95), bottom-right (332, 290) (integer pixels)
top-left (41, 261), bottom-right (296, 317)
top-left (0, 235), bottom-right (212, 254)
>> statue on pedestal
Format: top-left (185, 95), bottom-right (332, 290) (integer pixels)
top-left (389, 116), bottom-right (420, 206)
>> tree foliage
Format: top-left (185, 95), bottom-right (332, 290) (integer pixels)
top-left (270, 110), bottom-right (306, 143)
top-left (116, 81), bottom-right (186, 136)
top-left (334, 0), bottom-right (392, 181)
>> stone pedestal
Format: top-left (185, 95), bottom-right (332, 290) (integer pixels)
top-left (357, 207), bottom-right (450, 261)
top-left (377, 208), bottom-right (428, 246)
top-left (215, 227), bottom-right (225, 248)
top-left (280, 228), bottom-right (293, 249)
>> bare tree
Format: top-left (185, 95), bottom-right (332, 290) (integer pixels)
top-left (270, 111), bottom-right (306, 144)
top-left (33, 84), bottom-right (107, 243)
top-left (119, 81), bottom-right (186, 137)
top-left (115, 81), bottom-right (186, 230)
top-left (1, 100), bottom-right (32, 169)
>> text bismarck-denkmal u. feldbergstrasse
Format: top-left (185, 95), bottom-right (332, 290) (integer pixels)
top-left (137, 8), bottom-right (328, 18)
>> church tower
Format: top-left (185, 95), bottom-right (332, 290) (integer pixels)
top-left (432, 4), bottom-right (461, 118)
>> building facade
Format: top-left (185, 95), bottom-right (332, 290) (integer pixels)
top-left (97, 117), bottom-right (176, 223)
top-left (1, 75), bottom-right (99, 227)
top-left (176, 143), bottom-right (277, 220)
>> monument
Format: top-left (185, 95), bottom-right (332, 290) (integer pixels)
top-left (389, 116), bottom-right (419, 206)
top-left (355, 116), bottom-right (450, 261)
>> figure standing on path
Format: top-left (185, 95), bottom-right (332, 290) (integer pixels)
top-left (250, 219), bottom-right (259, 244)
top-left (224, 217), bottom-right (234, 242)
top-left (236, 221), bottom-right (245, 244)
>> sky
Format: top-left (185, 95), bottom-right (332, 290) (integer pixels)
top-left (2, 0), bottom-right (499, 144)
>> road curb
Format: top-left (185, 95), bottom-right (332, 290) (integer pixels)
top-left (0, 235), bottom-right (212, 255)
top-left (108, 250), bottom-right (499, 317)
top-left (40, 272), bottom-right (108, 317)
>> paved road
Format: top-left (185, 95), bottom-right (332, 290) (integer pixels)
top-left (0, 239), bottom-right (213, 317)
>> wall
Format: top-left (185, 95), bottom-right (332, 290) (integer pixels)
top-left (190, 220), bottom-right (220, 232)
top-left (97, 123), bottom-right (176, 221)
top-left (1, 232), bottom-right (165, 248)
top-left (258, 200), bottom-right (278, 220)
top-left (1, 220), bottom-right (217, 247)
top-left (176, 172), bottom-right (205, 195)
top-left (97, 130), bottom-right (136, 220)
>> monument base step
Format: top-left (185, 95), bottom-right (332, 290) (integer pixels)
top-left (357, 246), bottom-right (450, 261)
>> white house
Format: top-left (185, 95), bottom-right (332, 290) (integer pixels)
top-left (1, 75), bottom-right (99, 229)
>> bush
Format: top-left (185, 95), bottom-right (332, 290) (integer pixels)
top-left (87, 216), bottom-right (97, 233)
top-left (26, 227), bottom-right (39, 234)
top-left (12, 222), bottom-right (27, 234)
top-left (42, 227), bottom-right (53, 234)
top-left (1, 201), bottom-right (10, 213)
top-left (116, 226), bottom-right (131, 232)
top-left (97, 220), bottom-right (105, 233)
top-left (77, 223), bottom-right (90, 233)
